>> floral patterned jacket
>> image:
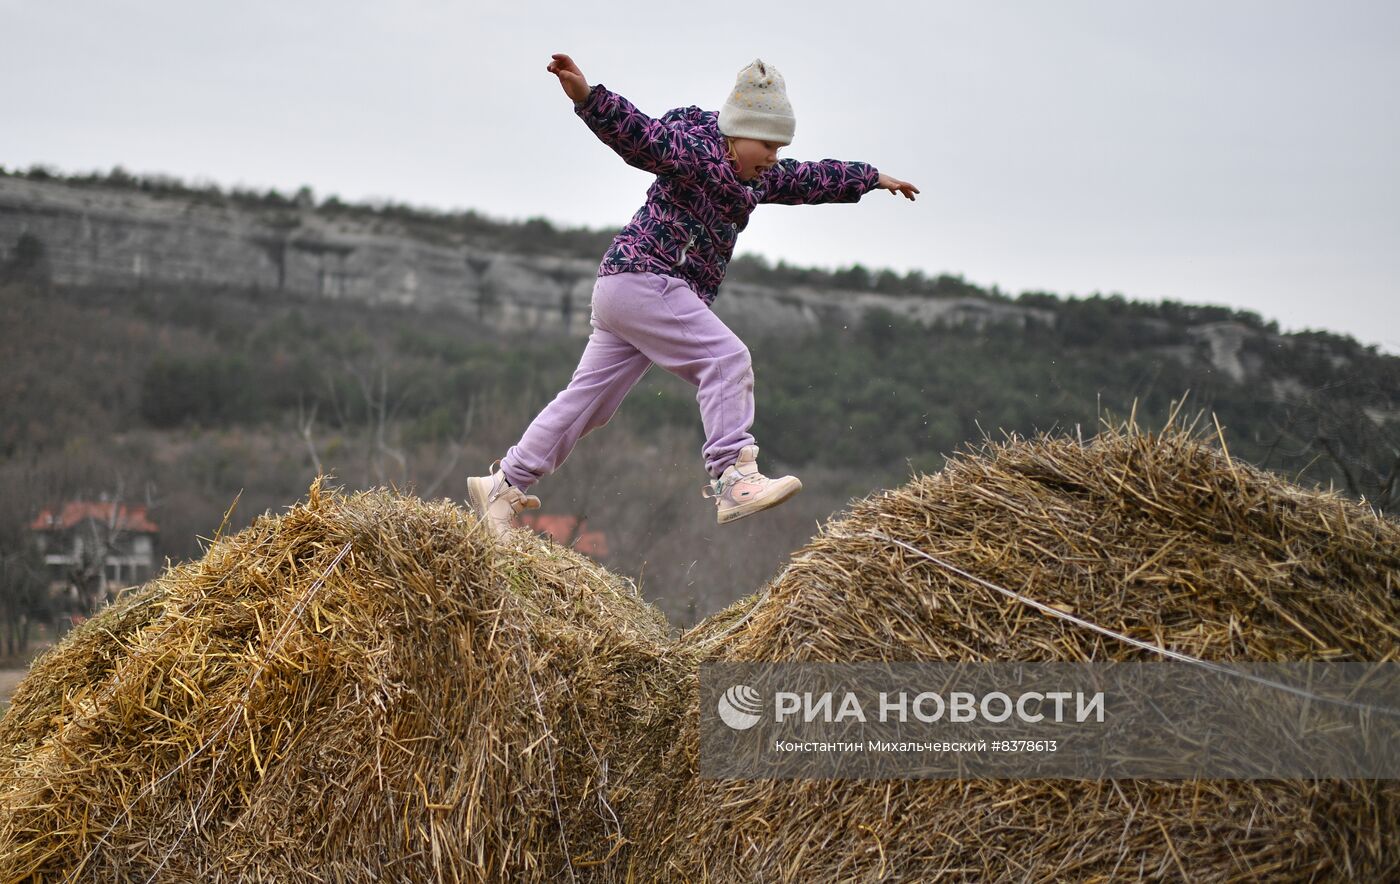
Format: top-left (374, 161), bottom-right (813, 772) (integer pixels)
top-left (574, 83), bottom-right (880, 304)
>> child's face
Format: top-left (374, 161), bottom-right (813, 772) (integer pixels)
top-left (728, 137), bottom-right (784, 182)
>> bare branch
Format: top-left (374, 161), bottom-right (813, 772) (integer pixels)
top-left (422, 397), bottom-right (475, 499)
top-left (297, 396), bottom-right (324, 476)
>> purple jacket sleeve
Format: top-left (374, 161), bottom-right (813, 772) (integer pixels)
top-left (574, 83), bottom-right (698, 179)
top-left (759, 158), bottom-right (881, 205)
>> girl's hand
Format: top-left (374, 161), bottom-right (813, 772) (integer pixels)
top-left (547, 53), bottom-right (591, 104)
top-left (877, 173), bottom-right (920, 201)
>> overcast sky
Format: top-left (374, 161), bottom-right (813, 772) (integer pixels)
top-left (5, 1), bottom-right (1397, 354)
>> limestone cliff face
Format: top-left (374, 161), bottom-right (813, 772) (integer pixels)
top-left (0, 177), bottom-right (1057, 342)
top-left (0, 177), bottom-right (598, 333)
top-left (6, 176), bottom-right (1346, 393)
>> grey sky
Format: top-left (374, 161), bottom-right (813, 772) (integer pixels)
top-left (5, 1), bottom-right (1397, 353)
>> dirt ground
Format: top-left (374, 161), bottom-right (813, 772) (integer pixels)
top-left (0, 668), bottom-right (28, 707)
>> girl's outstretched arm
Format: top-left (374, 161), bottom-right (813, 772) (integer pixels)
top-left (759, 158), bottom-right (882, 205)
top-left (761, 161), bottom-right (922, 205)
top-left (546, 52), bottom-right (697, 178)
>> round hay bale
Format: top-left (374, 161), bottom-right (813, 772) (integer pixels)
top-left (643, 416), bottom-right (1400, 882)
top-left (0, 478), bottom-right (682, 882)
top-left (0, 577), bottom-right (169, 758)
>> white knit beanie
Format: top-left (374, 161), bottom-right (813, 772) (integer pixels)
top-left (718, 59), bottom-right (795, 145)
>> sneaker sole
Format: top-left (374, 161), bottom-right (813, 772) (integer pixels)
top-left (467, 477), bottom-right (505, 536)
top-left (717, 478), bottom-right (803, 525)
top-left (466, 477), bottom-right (489, 520)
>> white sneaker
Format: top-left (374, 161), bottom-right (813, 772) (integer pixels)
top-left (703, 445), bottom-right (802, 525)
top-left (467, 462), bottom-right (541, 538)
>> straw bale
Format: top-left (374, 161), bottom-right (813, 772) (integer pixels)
top-left (0, 577), bottom-right (169, 762)
top-left (2, 412), bottom-right (1395, 882)
top-left (643, 414), bottom-right (1400, 882)
top-left (0, 478), bottom-right (683, 882)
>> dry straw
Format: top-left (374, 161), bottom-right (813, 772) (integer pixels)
top-left (0, 480), bottom-right (686, 881)
top-left (1, 408), bottom-right (1396, 882)
top-left (644, 407), bottom-right (1400, 882)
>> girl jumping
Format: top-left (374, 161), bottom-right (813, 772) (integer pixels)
top-left (469, 53), bottom-right (919, 537)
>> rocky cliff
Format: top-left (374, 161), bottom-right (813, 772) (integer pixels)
top-left (0, 176), bottom-right (1055, 340)
top-left (1, 175), bottom-right (1347, 392)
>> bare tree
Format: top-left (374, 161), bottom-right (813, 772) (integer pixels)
top-left (0, 542), bottom-right (48, 657)
top-left (1262, 375), bottom-right (1400, 512)
top-left (420, 396), bottom-right (476, 499)
top-left (297, 353), bottom-right (478, 497)
top-left (355, 361), bottom-right (410, 487)
top-left (58, 478), bottom-right (129, 616)
top-left (297, 396), bottom-right (324, 476)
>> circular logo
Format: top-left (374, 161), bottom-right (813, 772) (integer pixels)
top-left (717, 684), bottom-right (764, 730)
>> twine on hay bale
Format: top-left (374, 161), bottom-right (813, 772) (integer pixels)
top-left (1, 410), bottom-right (1396, 882)
top-left (639, 412), bottom-right (1399, 883)
top-left (0, 478), bottom-right (686, 882)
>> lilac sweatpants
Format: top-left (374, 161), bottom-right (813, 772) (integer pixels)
top-left (499, 271), bottom-right (756, 491)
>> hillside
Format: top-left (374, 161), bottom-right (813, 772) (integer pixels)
top-left (0, 167), bottom-right (1397, 627)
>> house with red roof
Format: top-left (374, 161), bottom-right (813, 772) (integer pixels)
top-left (29, 496), bottom-right (160, 599)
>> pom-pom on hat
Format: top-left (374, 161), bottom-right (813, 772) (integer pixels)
top-left (718, 59), bottom-right (795, 146)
